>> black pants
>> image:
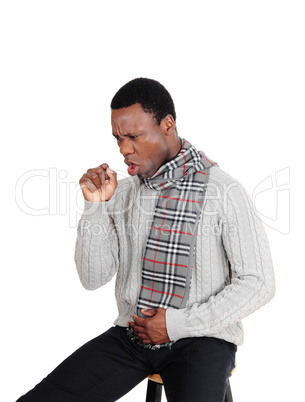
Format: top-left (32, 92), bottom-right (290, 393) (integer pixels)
top-left (16, 325), bottom-right (237, 402)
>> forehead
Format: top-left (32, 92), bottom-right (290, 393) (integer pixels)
top-left (111, 103), bottom-right (155, 132)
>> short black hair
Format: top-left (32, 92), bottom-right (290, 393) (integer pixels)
top-left (110, 77), bottom-right (176, 126)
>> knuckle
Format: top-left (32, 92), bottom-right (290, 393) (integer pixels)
top-left (79, 177), bottom-right (87, 184)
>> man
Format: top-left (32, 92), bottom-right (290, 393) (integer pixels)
top-left (17, 78), bottom-right (275, 401)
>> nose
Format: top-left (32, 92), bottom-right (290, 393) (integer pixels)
top-left (119, 138), bottom-right (135, 157)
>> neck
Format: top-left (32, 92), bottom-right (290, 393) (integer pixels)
top-left (140, 137), bottom-right (183, 182)
top-left (165, 136), bottom-right (182, 164)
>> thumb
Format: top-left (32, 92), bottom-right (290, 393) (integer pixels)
top-left (141, 308), bottom-right (157, 317)
top-left (106, 167), bottom-right (117, 185)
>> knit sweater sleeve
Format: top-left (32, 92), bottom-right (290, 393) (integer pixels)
top-left (165, 171), bottom-right (276, 341)
top-left (74, 195), bottom-right (119, 290)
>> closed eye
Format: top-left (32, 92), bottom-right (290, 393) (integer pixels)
top-left (112, 134), bottom-right (141, 140)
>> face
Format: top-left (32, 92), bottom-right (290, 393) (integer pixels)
top-left (111, 103), bottom-right (176, 178)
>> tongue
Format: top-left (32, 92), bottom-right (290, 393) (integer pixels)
top-left (127, 163), bottom-right (139, 176)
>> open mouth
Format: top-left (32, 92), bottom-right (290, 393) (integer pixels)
top-left (126, 162), bottom-right (140, 176)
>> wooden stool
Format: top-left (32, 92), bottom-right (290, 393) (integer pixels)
top-left (145, 373), bottom-right (234, 402)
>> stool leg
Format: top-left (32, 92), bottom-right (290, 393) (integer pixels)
top-left (146, 379), bottom-right (163, 402)
top-left (225, 380), bottom-right (233, 402)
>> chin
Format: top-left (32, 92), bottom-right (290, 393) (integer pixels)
top-left (138, 172), bottom-right (153, 179)
top-left (137, 164), bottom-right (158, 179)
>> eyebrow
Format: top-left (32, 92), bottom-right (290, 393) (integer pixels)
top-left (112, 133), bottom-right (138, 138)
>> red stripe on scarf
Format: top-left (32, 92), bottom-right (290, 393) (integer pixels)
top-left (143, 257), bottom-right (188, 268)
top-left (141, 286), bottom-right (183, 299)
top-left (158, 195), bottom-right (200, 203)
top-left (150, 226), bottom-right (192, 235)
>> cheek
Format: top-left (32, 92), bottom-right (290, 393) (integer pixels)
top-left (141, 141), bottom-right (166, 160)
top-left (142, 148), bottom-right (164, 168)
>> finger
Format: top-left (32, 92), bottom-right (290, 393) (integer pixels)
top-left (100, 168), bottom-right (109, 185)
top-left (132, 315), bottom-right (146, 327)
top-left (98, 163), bottom-right (109, 170)
top-left (135, 330), bottom-right (152, 343)
top-left (87, 164), bottom-right (108, 173)
top-left (86, 172), bottom-right (102, 189)
top-left (128, 322), bottom-right (135, 331)
top-left (141, 338), bottom-right (153, 344)
top-left (132, 324), bottom-right (146, 334)
top-left (133, 328), bottom-right (150, 343)
top-left (79, 177), bottom-right (98, 193)
top-left (141, 308), bottom-right (157, 317)
top-left (87, 165), bottom-right (109, 186)
top-left (90, 167), bottom-right (106, 187)
top-left (106, 167), bottom-right (117, 186)
top-left (94, 164), bottom-right (110, 185)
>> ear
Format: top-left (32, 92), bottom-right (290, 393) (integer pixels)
top-left (160, 114), bottom-right (176, 136)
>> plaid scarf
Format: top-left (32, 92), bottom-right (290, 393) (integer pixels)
top-left (136, 138), bottom-right (218, 320)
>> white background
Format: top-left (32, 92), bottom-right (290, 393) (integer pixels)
top-left (1, 1), bottom-right (304, 401)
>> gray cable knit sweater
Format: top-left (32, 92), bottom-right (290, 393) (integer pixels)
top-left (74, 165), bottom-right (276, 346)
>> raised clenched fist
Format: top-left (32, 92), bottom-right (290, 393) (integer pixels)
top-left (79, 163), bottom-right (118, 202)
